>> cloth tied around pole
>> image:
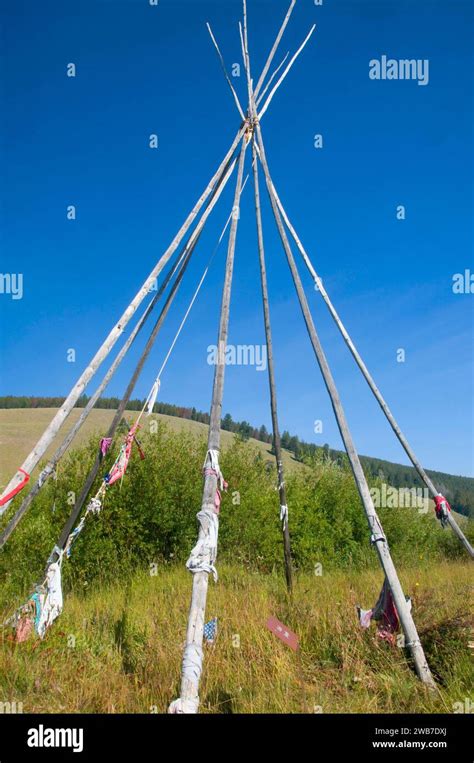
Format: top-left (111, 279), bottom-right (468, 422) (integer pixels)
top-left (186, 509), bottom-right (219, 581)
top-left (168, 643), bottom-right (203, 714)
top-left (280, 504), bottom-right (288, 531)
top-left (146, 378), bottom-right (161, 416)
top-left (0, 468), bottom-right (30, 507)
top-left (433, 494), bottom-right (451, 527)
top-left (105, 422), bottom-right (142, 486)
top-left (64, 496), bottom-right (102, 559)
top-left (168, 697), bottom-right (199, 714)
top-left (14, 553), bottom-right (64, 642)
top-left (202, 449), bottom-right (228, 514)
top-left (358, 577), bottom-right (411, 645)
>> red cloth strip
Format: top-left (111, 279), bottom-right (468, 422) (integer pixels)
top-left (0, 468), bottom-right (30, 507)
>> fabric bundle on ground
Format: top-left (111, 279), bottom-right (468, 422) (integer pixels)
top-left (11, 554), bottom-right (64, 642)
top-left (358, 578), bottom-right (411, 645)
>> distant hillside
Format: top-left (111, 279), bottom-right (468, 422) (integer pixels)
top-left (0, 395), bottom-right (473, 518)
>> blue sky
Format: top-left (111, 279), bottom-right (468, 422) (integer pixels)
top-left (0, 0), bottom-right (473, 476)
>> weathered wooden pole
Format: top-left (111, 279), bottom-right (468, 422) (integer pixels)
top-left (0, 125), bottom-right (247, 516)
top-left (252, 0), bottom-right (296, 102)
top-left (256, 124), bottom-right (436, 689)
top-left (207, 23), bottom-right (246, 122)
top-left (242, 2), bottom-right (293, 589)
top-left (257, 24), bottom-right (316, 121)
top-left (255, 52), bottom-right (289, 108)
top-left (169, 136), bottom-right (248, 714)
top-left (251, 138), bottom-right (293, 591)
top-left (265, 175), bottom-right (474, 559)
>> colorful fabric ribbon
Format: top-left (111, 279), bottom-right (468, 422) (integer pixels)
top-left (203, 449), bottom-right (228, 514)
top-left (100, 437), bottom-right (113, 457)
top-left (105, 423), bottom-right (141, 486)
top-left (0, 468), bottom-right (30, 507)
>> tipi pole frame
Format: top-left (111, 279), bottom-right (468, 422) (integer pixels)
top-left (265, 173), bottom-right (474, 559)
top-left (0, 125), bottom-right (247, 516)
top-left (53, 233), bottom-right (198, 555)
top-left (170, 137), bottom-right (249, 715)
top-left (255, 123), bottom-right (436, 689)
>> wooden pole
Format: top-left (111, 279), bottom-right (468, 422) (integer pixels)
top-left (170, 138), bottom-right (248, 714)
top-left (0, 125), bottom-right (247, 516)
top-left (243, 3), bottom-right (293, 590)
top-left (251, 138), bottom-right (293, 591)
top-left (255, 51), bottom-right (289, 108)
top-left (252, 0), bottom-right (296, 102)
top-left (257, 24), bottom-right (316, 121)
top-left (255, 124), bottom-right (436, 689)
top-left (207, 23), bottom-right (246, 122)
top-left (265, 174), bottom-right (474, 559)
top-left (242, 1), bottom-right (253, 109)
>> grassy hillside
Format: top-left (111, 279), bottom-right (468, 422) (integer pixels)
top-left (0, 408), bottom-right (303, 487)
top-left (1, 404), bottom-right (472, 519)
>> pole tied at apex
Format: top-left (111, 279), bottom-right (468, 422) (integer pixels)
top-left (244, 116), bottom-right (258, 144)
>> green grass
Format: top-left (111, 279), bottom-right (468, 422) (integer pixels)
top-left (0, 561), bottom-right (471, 713)
top-left (0, 414), bottom-right (472, 714)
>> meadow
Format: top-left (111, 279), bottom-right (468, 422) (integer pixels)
top-left (0, 416), bottom-right (472, 713)
top-left (0, 563), bottom-right (471, 714)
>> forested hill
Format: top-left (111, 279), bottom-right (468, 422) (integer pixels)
top-left (1, 395), bottom-right (473, 518)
